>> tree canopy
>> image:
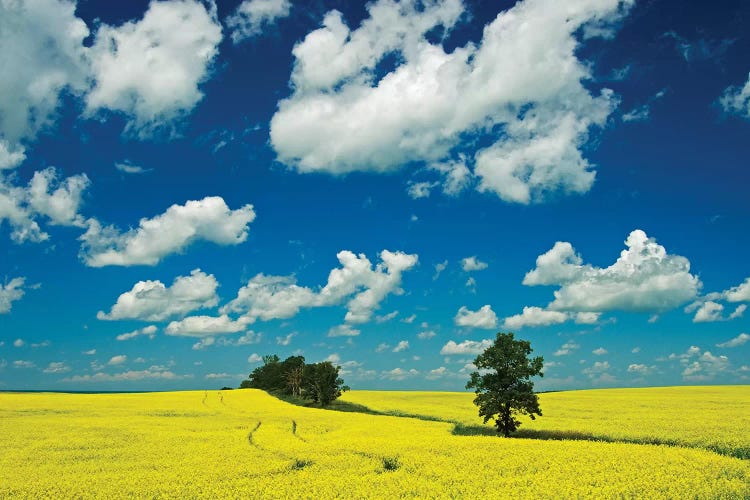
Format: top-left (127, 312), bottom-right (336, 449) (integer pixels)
top-left (466, 332), bottom-right (544, 437)
top-left (240, 354), bottom-right (348, 407)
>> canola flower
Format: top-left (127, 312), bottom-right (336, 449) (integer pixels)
top-left (0, 388), bottom-right (747, 499)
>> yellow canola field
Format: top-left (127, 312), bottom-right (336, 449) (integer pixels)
top-left (341, 385), bottom-right (750, 459)
top-left (0, 388), bottom-right (748, 499)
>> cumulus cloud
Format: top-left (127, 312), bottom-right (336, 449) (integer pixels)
top-left (716, 333), bottom-right (750, 348)
top-left (221, 249), bottom-right (418, 325)
top-left (724, 278), bottom-right (750, 303)
top-left (592, 347), bottom-right (608, 356)
top-left (461, 256), bottom-right (488, 272)
top-left (392, 340), bottom-right (410, 353)
top-left (0, 141), bottom-right (26, 170)
top-left (454, 305), bottom-right (498, 329)
top-left (248, 353), bottom-right (263, 363)
top-left (115, 161), bottom-right (149, 175)
top-left (63, 366), bottom-right (189, 382)
top-left (440, 339), bottom-right (493, 356)
top-left (271, 0), bottom-right (632, 203)
top-left (13, 338), bottom-right (25, 348)
top-left (328, 324), bottom-right (361, 337)
top-left (380, 367), bottom-right (419, 381)
top-left (523, 230), bottom-right (700, 312)
top-left (85, 0), bottom-right (222, 137)
top-left (276, 332), bottom-right (296, 346)
top-left (554, 341), bottom-right (580, 356)
top-left (0, 277), bottom-right (26, 314)
top-left (98, 269), bottom-right (219, 321)
top-left (227, 0), bottom-right (292, 44)
top-left (0, 0), bottom-right (89, 146)
top-left (417, 330), bottom-right (436, 340)
top-left (116, 325), bottom-right (158, 341)
top-left (1, 167), bottom-right (90, 244)
top-left (720, 72), bottom-right (750, 119)
top-left (627, 363), bottom-right (652, 375)
top-left (165, 315), bottom-right (249, 338)
top-left (13, 360), bottom-right (36, 369)
top-left (503, 306), bottom-right (568, 330)
top-left (433, 260), bottom-right (448, 280)
top-left (43, 362), bottom-right (71, 374)
top-left (80, 197), bottom-right (256, 267)
top-left (108, 355), bottom-right (127, 366)
top-left (690, 301), bottom-right (724, 323)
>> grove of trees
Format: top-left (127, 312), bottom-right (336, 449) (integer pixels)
top-left (466, 332), bottom-right (544, 437)
top-left (240, 355), bottom-right (349, 407)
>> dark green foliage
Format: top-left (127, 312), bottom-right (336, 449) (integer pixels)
top-left (466, 332), bottom-right (544, 437)
top-left (382, 456), bottom-right (400, 471)
top-left (302, 361), bottom-right (348, 406)
top-left (239, 355), bottom-right (348, 407)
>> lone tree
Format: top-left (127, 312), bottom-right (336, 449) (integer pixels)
top-left (466, 332), bottom-right (544, 437)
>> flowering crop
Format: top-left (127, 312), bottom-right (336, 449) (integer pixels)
top-left (0, 387), bottom-right (747, 498)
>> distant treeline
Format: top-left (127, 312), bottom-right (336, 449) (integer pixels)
top-left (239, 355), bottom-right (349, 406)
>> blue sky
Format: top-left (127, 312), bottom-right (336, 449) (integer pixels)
top-left (1, 0), bottom-right (749, 391)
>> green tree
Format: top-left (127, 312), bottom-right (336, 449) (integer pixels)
top-left (466, 332), bottom-right (544, 437)
top-left (302, 362), bottom-right (348, 406)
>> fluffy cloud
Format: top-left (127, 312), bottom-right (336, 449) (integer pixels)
top-left (63, 366), bottom-right (189, 382)
top-left (248, 353), bottom-right (263, 363)
top-left (440, 339), bottom-right (493, 356)
top-left (0, 141), bottom-right (26, 170)
top-left (690, 301), bottom-right (724, 323)
top-left (165, 315), bottom-right (249, 338)
top-left (503, 306), bottom-right (568, 330)
top-left (221, 250), bottom-right (418, 325)
top-left (226, 0), bottom-right (291, 43)
top-left (85, 0), bottom-right (222, 137)
top-left (461, 256), bottom-right (488, 272)
top-left (1, 167), bottom-right (90, 243)
top-left (0, 0), bottom-right (89, 145)
top-left (417, 330), bottom-right (436, 340)
top-left (392, 340), bottom-right (410, 353)
top-left (116, 325), bottom-right (158, 341)
top-left (80, 197), bottom-right (256, 267)
top-left (43, 362), bottom-right (71, 374)
top-left (98, 269), bottom-right (219, 321)
top-left (276, 333), bottom-right (296, 346)
top-left (720, 72), bottom-right (750, 119)
top-left (592, 347), bottom-right (608, 356)
top-left (454, 305), bottom-right (498, 329)
top-left (328, 324), bottom-right (361, 337)
top-left (380, 367), bottom-right (419, 381)
top-left (554, 341), bottom-right (580, 356)
top-left (271, 0), bottom-right (632, 203)
top-left (13, 360), bottom-right (36, 369)
top-left (627, 363), bottom-right (652, 375)
top-left (108, 355), bottom-right (127, 366)
top-left (716, 333), bottom-right (750, 349)
top-left (0, 277), bottom-right (26, 314)
top-left (723, 278), bottom-right (750, 303)
top-left (523, 230), bottom-right (700, 312)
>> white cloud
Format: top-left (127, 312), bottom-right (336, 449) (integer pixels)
top-left (31, 340), bottom-right (50, 348)
top-left (1, 167), bottom-right (90, 244)
top-left (627, 363), bottom-right (652, 375)
top-left (407, 181), bottom-right (438, 199)
top-left (523, 230), bottom-right (700, 312)
top-left (425, 366), bottom-right (449, 380)
top-left (574, 312), bottom-right (601, 324)
top-left (98, 269), bottom-right (219, 322)
top-left (716, 333), bottom-right (750, 348)
top-left (43, 362), bottom-right (71, 374)
top-left (165, 315), bottom-right (249, 338)
top-left (592, 347), bottom-right (608, 356)
top-left (582, 361), bottom-right (611, 377)
top-left (80, 197), bottom-right (256, 267)
top-left (270, 0), bottom-right (632, 204)
top-left (205, 372), bottom-right (238, 380)
top-left (440, 339), bottom-right (492, 356)
top-left (0, 141), bottom-right (26, 170)
top-left (248, 353), bottom-right (263, 363)
top-left (0, 0), bottom-right (89, 145)
top-left (417, 330), bottom-right (436, 340)
top-left (433, 260), bottom-right (448, 280)
top-left (226, 0), bottom-right (291, 44)
top-left (681, 351), bottom-right (730, 382)
top-left (380, 367), bottom-right (419, 381)
top-left (13, 360), bottom-right (35, 369)
top-left (0, 278), bottom-right (26, 314)
top-left (13, 338), bottom-right (24, 348)
top-left (402, 314), bottom-right (417, 324)
top-left (83, 349), bottom-right (96, 355)
top-left (222, 250), bottom-right (418, 325)
top-left (328, 324), bottom-right (361, 337)
top-left (465, 277), bottom-right (477, 292)
top-left (621, 104), bottom-right (650, 123)
top-left (392, 340), bottom-right (409, 353)
top-left (554, 341), bottom-right (580, 356)
top-left (116, 325), bottom-right (158, 341)
top-left (63, 366), bottom-right (189, 382)
top-left (503, 306), bottom-right (568, 330)
top-left (454, 305), bottom-right (498, 329)
top-left (729, 304), bottom-right (747, 320)
top-left (85, 0), bottom-right (222, 137)
top-left (375, 343), bottom-right (390, 353)
top-left (720, 72), bottom-right (750, 119)
top-left (691, 301), bottom-right (724, 323)
top-left (115, 161), bottom-right (149, 174)
top-left (108, 355), bottom-right (127, 366)
top-left (375, 310), bottom-right (399, 323)
top-left (324, 353), bottom-right (341, 364)
top-left (461, 256), bottom-right (488, 272)
top-left (276, 332), bottom-right (296, 346)
top-left (724, 277), bottom-right (750, 303)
